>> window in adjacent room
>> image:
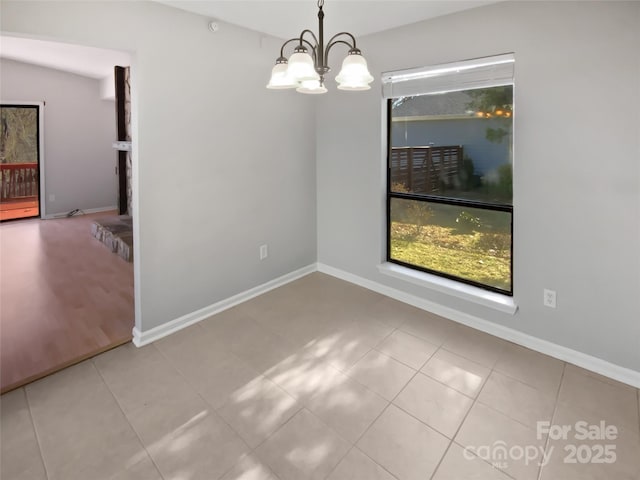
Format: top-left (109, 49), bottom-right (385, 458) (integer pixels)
top-left (384, 54), bottom-right (514, 294)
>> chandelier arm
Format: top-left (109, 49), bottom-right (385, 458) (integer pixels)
top-left (324, 39), bottom-right (354, 67)
top-left (301, 38), bottom-right (318, 63)
top-left (279, 38), bottom-right (302, 58)
top-left (299, 30), bottom-right (320, 66)
top-left (298, 29), bottom-right (319, 48)
top-left (279, 37), bottom-right (318, 62)
top-left (326, 32), bottom-right (357, 50)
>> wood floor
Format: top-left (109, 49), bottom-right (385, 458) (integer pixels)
top-left (0, 211), bottom-right (134, 393)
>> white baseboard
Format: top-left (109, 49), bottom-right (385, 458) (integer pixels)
top-left (317, 263), bottom-right (640, 389)
top-left (132, 264), bottom-right (317, 347)
top-left (43, 205), bottom-right (118, 219)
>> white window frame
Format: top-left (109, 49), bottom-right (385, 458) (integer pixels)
top-left (380, 53), bottom-right (516, 311)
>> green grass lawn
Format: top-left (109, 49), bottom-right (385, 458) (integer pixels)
top-left (390, 222), bottom-right (511, 291)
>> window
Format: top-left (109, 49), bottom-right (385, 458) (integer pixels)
top-left (384, 54), bottom-right (514, 295)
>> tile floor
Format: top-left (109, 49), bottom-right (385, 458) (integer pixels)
top-left (2, 273), bottom-right (639, 480)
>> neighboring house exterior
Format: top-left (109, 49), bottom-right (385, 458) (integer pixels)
top-left (391, 91), bottom-right (510, 177)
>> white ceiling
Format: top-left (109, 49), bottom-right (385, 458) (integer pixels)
top-left (0, 36), bottom-right (130, 79)
top-left (156, 0), bottom-right (497, 39)
top-left (0, 1), bottom-right (493, 79)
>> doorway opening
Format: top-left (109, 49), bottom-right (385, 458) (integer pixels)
top-left (0, 103), bottom-right (43, 221)
top-left (0, 37), bottom-right (136, 393)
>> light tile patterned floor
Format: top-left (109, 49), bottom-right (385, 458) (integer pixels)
top-left (2, 273), bottom-right (639, 480)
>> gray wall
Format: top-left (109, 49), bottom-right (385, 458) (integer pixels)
top-left (317, 1), bottom-right (640, 371)
top-left (1, 1), bottom-right (317, 332)
top-left (1, 58), bottom-right (117, 215)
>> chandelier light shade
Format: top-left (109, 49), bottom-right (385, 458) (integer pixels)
top-left (335, 51), bottom-right (375, 90)
top-left (297, 79), bottom-right (328, 94)
top-left (266, 0), bottom-right (374, 94)
top-left (266, 59), bottom-right (298, 89)
top-left (287, 47), bottom-right (320, 82)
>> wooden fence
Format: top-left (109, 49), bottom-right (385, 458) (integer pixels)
top-left (390, 146), bottom-right (463, 194)
top-left (0, 163), bottom-right (38, 201)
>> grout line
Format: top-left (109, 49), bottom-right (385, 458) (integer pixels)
top-left (426, 354), bottom-right (489, 480)
top-left (539, 362), bottom-right (566, 479)
top-left (150, 341), bottom-right (258, 459)
top-left (22, 386), bottom-right (51, 480)
top-left (467, 349), bottom-right (561, 434)
top-left (342, 341), bottom-right (433, 479)
top-left (240, 379), bottom-right (306, 453)
top-left (370, 340), bottom-right (438, 373)
top-left (192, 305), bottom-right (387, 466)
top-left (491, 366), bottom-right (562, 399)
top-left (397, 326), bottom-right (454, 350)
top-left (320, 438), bottom-right (353, 480)
top-left (247, 402), bottom-right (305, 453)
top-left (251, 407), bottom-right (343, 480)
top-left (211, 452), bottom-right (285, 480)
top-left (393, 324), bottom-right (443, 349)
top-left (416, 349), bottom-right (481, 401)
top-left (535, 361), bottom-right (567, 480)
top-left (637, 388), bottom-right (640, 440)
top-left (346, 402), bottom-right (403, 480)
top-left (424, 337), bottom-right (504, 373)
top-left (427, 347), bottom-right (524, 480)
top-left (472, 388), bottom-right (545, 433)
top-left (325, 443), bottom-right (403, 480)
top-left (321, 445), bottom-right (357, 480)
top-left (325, 336), bottom-right (377, 377)
top-left (316, 321), bottom-right (421, 479)
top-left (151, 333), bottom-right (325, 480)
top-left (91, 358), bottom-right (166, 480)
top-left (256, 315), bottom-right (405, 478)
top-left (342, 352), bottom-right (419, 406)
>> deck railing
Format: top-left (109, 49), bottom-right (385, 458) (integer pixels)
top-left (390, 146), bottom-right (463, 194)
top-left (0, 163), bottom-right (39, 201)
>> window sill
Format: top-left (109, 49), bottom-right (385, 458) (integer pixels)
top-left (377, 262), bottom-right (518, 315)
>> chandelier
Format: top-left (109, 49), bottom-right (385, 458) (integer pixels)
top-left (266, 0), bottom-right (374, 94)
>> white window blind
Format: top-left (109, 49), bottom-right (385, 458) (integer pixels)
top-left (382, 53), bottom-right (515, 98)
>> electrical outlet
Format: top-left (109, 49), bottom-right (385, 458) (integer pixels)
top-left (543, 289), bottom-right (557, 308)
top-left (259, 244), bottom-right (268, 260)
top-left (49, 194), bottom-right (55, 202)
